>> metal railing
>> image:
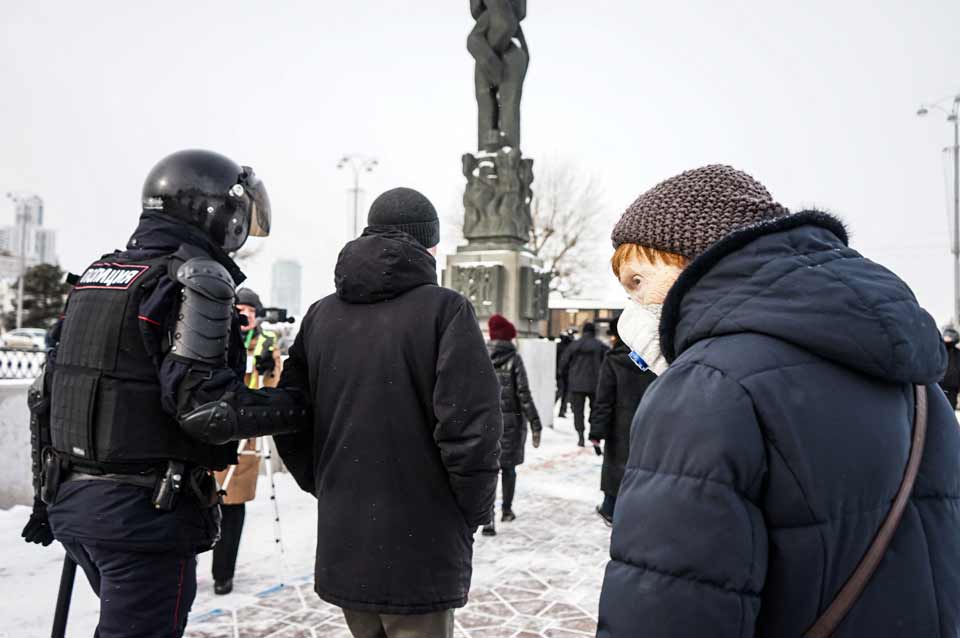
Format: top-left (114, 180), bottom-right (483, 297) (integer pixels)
top-left (0, 348), bottom-right (46, 379)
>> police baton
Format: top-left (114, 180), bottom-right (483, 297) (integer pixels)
top-left (51, 553), bottom-right (77, 638)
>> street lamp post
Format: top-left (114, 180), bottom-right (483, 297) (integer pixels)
top-left (918, 94), bottom-right (960, 327)
top-left (336, 154), bottom-right (379, 238)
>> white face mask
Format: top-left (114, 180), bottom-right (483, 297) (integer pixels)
top-left (618, 301), bottom-right (668, 375)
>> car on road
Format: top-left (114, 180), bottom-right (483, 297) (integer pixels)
top-left (1, 328), bottom-right (47, 350)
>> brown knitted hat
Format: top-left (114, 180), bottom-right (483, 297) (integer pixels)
top-left (611, 164), bottom-right (788, 258)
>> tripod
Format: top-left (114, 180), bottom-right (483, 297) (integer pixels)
top-left (218, 436), bottom-right (316, 616)
top-left (219, 436), bottom-right (286, 563)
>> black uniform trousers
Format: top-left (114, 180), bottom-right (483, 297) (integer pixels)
top-left (61, 539), bottom-right (197, 638)
top-left (212, 503), bottom-right (246, 582)
top-left (569, 392), bottom-right (595, 435)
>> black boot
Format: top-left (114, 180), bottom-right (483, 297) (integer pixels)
top-left (501, 509), bottom-right (516, 522)
top-left (482, 523), bottom-right (497, 536)
top-left (577, 432), bottom-right (585, 447)
top-left (214, 578), bottom-right (233, 595)
top-left (596, 505), bottom-right (613, 528)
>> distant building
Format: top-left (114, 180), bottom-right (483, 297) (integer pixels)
top-left (271, 259), bottom-right (302, 316)
top-left (0, 195), bottom-right (58, 269)
top-left (34, 228), bottom-right (56, 264)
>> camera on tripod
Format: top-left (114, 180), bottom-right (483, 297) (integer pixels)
top-left (258, 307), bottom-right (296, 324)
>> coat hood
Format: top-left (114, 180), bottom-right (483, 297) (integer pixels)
top-left (488, 340), bottom-right (517, 367)
top-left (334, 227), bottom-right (438, 304)
top-left (661, 211), bottom-right (946, 385)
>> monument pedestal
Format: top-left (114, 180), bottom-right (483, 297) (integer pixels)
top-left (443, 244), bottom-right (549, 338)
top-left (445, 244), bottom-right (555, 428)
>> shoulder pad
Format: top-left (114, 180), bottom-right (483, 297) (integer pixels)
top-left (176, 258), bottom-right (235, 302)
top-left (167, 245), bottom-right (206, 280)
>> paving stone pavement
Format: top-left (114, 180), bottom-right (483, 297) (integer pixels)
top-left (184, 446), bottom-right (611, 638)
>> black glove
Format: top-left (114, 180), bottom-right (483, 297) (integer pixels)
top-left (22, 498), bottom-right (54, 546)
top-left (532, 429), bottom-right (541, 448)
top-left (255, 350), bottom-right (277, 376)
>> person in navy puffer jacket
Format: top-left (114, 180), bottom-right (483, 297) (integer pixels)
top-left (597, 165), bottom-right (960, 637)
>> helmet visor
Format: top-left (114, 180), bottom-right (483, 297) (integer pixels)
top-left (241, 167), bottom-right (271, 237)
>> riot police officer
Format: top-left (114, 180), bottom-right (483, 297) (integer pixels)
top-left (21, 149), bottom-right (307, 638)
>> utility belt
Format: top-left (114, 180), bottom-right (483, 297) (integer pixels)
top-left (41, 451), bottom-right (220, 512)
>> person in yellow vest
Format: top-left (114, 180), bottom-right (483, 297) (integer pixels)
top-left (211, 287), bottom-right (283, 595)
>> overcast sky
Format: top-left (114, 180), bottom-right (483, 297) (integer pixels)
top-left (2, 1), bottom-right (959, 323)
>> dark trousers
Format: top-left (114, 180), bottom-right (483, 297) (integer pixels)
top-left (570, 392), bottom-right (595, 434)
top-left (212, 503), bottom-right (246, 582)
top-left (600, 491), bottom-right (617, 518)
top-left (61, 539), bottom-right (196, 638)
top-left (556, 380), bottom-right (569, 416)
top-left (343, 608), bottom-right (455, 638)
top-left (501, 465), bottom-right (517, 511)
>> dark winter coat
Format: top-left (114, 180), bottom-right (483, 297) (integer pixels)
top-left (559, 334), bottom-right (609, 394)
top-left (938, 344), bottom-right (960, 409)
top-left (588, 341), bottom-right (656, 495)
top-left (273, 227), bottom-right (502, 615)
top-left (556, 335), bottom-right (573, 384)
top-left (489, 340), bottom-right (542, 468)
top-left (598, 212), bottom-right (960, 637)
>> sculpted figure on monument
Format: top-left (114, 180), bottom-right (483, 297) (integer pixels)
top-left (492, 148), bottom-right (527, 239)
top-left (519, 156), bottom-right (535, 233)
top-left (468, 0), bottom-right (529, 152)
top-left (463, 149), bottom-right (533, 242)
top-left (462, 154), bottom-right (496, 237)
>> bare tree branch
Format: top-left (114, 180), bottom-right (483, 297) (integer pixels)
top-left (441, 156), bottom-right (607, 297)
top-left (528, 157), bottom-right (605, 296)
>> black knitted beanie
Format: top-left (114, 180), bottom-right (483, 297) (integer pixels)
top-left (611, 165), bottom-right (788, 258)
top-left (368, 187), bottom-right (440, 248)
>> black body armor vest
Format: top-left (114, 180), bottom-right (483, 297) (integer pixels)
top-left (50, 253), bottom-right (236, 473)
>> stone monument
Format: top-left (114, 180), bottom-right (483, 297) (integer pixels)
top-left (445, 0), bottom-right (555, 426)
top-left (445, 0), bottom-right (550, 337)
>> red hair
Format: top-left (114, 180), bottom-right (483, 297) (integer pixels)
top-left (611, 243), bottom-right (689, 278)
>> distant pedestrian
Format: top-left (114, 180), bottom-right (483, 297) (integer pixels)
top-left (597, 164), bottom-right (960, 637)
top-left (210, 287), bottom-right (283, 595)
top-left (555, 329), bottom-right (575, 418)
top-left (483, 314), bottom-right (542, 536)
top-left (559, 322), bottom-right (608, 446)
top-left (939, 327), bottom-right (960, 409)
top-left (588, 316), bottom-right (655, 526)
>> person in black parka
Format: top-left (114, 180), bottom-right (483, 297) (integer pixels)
top-left (271, 188), bottom-right (502, 638)
top-left (598, 165), bottom-right (960, 637)
top-left (938, 327), bottom-right (960, 409)
top-left (588, 316), bottom-right (656, 526)
top-left (559, 322), bottom-right (609, 446)
top-left (482, 314), bottom-right (542, 537)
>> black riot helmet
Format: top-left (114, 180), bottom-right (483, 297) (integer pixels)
top-left (141, 149), bottom-right (271, 252)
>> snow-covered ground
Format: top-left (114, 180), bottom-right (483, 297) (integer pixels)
top-left (0, 416), bottom-right (610, 638)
